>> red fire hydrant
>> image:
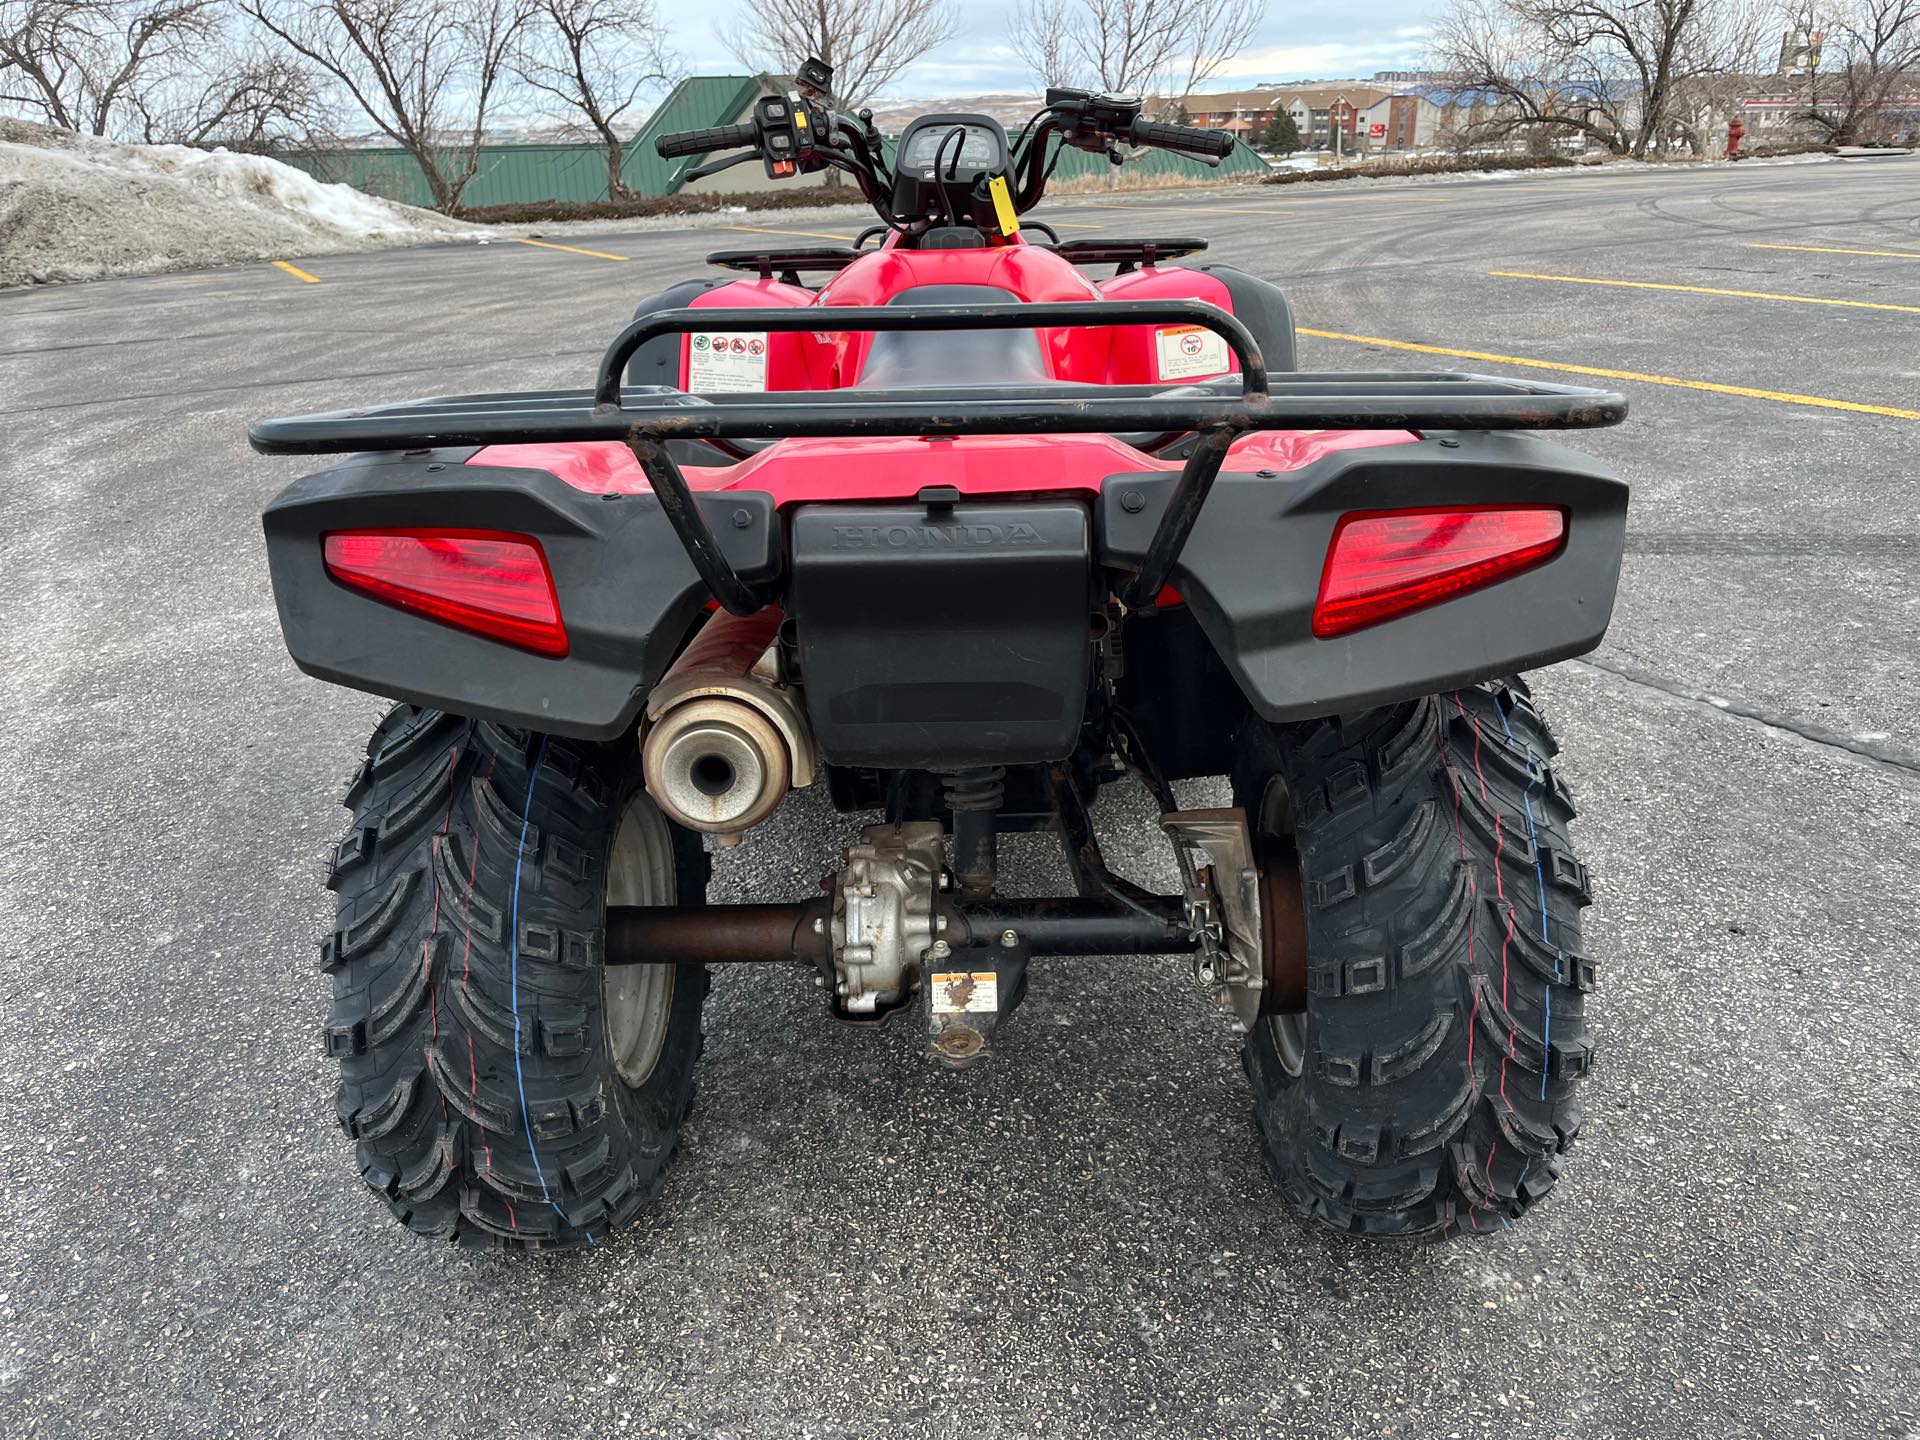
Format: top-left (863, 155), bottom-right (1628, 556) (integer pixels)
top-left (1727, 114), bottom-right (1746, 160)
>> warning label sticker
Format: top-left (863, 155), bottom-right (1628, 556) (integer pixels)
top-left (1155, 324), bottom-right (1230, 381)
top-left (930, 971), bottom-right (1000, 1015)
top-left (687, 332), bottom-right (768, 393)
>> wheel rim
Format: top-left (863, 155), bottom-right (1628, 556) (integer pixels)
top-left (1257, 776), bottom-right (1307, 1078)
top-left (603, 791), bottom-right (678, 1089)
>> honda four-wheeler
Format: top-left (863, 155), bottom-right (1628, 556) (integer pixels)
top-left (254, 61), bottom-right (1627, 1249)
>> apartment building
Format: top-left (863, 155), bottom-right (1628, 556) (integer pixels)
top-left (1182, 85), bottom-right (1395, 150)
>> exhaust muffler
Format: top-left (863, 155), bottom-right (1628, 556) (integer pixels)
top-left (641, 606), bottom-right (813, 838)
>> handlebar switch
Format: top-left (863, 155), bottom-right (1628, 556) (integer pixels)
top-left (756, 94), bottom-right (800, 178)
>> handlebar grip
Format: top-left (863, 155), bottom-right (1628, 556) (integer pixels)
top-left (1127, 118), bottom-right (1235, 159)
top-left (656, 123), bottom-right (759, 159)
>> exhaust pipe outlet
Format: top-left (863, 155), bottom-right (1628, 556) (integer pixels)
top-left (645, 698), bottom-right (789, 834)
top-left (641, 606), bottom-right (813, 837)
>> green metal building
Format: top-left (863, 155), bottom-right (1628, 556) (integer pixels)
top-left (279, 76), bottom-right (1270, 210)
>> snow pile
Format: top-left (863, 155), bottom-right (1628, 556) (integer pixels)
top-left (0, 120), bottom-right (480, 287)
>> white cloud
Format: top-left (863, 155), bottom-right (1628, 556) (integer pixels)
top-left (1206, 38), bottom-right (1433, 84)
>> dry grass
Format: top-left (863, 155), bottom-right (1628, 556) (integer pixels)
top-left (1740, 141), bottom-right (1840, 158)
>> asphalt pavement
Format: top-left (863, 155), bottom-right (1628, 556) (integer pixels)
top-left (2, 155), bottom-right (1917, 1439)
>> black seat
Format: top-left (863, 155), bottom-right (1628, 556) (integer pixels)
top-left (852, 284), bottom-right (1055, 389)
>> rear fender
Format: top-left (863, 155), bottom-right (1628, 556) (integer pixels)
top-left (1097, 431), bottom-right (1627, 719)
top-left (261, 452), bottom-right (779, 739)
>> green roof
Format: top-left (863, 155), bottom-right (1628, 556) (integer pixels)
top-left (624, 75), bottom-right (762, 195)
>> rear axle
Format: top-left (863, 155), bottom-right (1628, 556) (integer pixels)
top-left (605, 895), bottom-right (1196, 967)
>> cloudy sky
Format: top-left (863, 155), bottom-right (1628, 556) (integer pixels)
top-left (679, 2), bottom-right (1438, 98)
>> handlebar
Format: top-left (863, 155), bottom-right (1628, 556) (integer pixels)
top-left (1127, 117), bottom-right (1235, 160)
top-left (656, 122), bottom-right (759, 159)
top-left (649, 81), bottom-right (1237, 233)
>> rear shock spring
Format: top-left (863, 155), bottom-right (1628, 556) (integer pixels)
top-left (942, 766), bottom-right (1007, 812)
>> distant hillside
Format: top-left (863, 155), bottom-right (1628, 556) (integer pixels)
top-left (864, 94), bottom-right (1045, 131)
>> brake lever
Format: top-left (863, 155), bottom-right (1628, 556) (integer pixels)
top-left (683, 150), bottom-right (761, 182)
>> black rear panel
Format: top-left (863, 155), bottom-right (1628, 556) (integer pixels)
top-left (788, 499), bottom-right (1094, 766)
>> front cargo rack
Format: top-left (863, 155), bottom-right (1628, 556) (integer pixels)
top-left (704, 245), bottom-right (863, 283)
top-left (1037, 237), bottom-right (1209, 272)
top-left (251, 297), bottom-right (1627, 618)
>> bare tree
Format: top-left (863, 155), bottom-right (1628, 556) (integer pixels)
top-left (1514, 0), bottom-right (1771, 156)
top-left (2, 0), bottom-right (220, 134)
top-left (721, 0), bottom-right (955, 109)
top-left (1798, 0), bottom-right (1920, 141)
top-left (241, 0), bottom-right (529, 211)
top-left (1429, 0), bottom-right (1633, 153)
top-left (1012, 0), bottom-right (1185, 93)
top-left (1429, 0), bottom-right (1770, 158)
top-left (1008, 0), bottom-right (1074, 87)
top-left (1662, 0), bottom-right (1775, 153)
top-left (1164, 0), bottom-right (1265, 108)
top-left (1010, 0), bottom-right (1263, 107)
top-left (1009, 0), bottom-right (1262, 187)
top-left (513, 0), bottom-right (672, 199)
top-left (134, 44), bottom-right (332, 144)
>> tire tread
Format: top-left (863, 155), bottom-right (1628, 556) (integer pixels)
top-left (322, 705), bottom-right (705, 1249)
top-left (1239, 678), bottom-right (1594, 1239)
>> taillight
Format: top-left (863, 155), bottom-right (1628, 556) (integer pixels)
top-left (322, 529), bottom-right (568, 657)
top-left (1312, 506), bottom-right (1565, 639)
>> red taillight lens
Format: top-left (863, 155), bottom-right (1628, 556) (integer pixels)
top-left (1312, 506), bottom-right (1566, 639)
top-left (322, 529), bottom-right (568, 657)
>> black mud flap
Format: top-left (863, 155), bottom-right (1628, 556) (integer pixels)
top-left (1097, 431), bottom-right (1628, 719)
top-left (786, 498), bottom-right (1095, 767)
top-left (261, 452), bottom-right (779, 738)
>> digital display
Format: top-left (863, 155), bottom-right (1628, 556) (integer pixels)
top-left (900, 124), bottom-right (1002, 173)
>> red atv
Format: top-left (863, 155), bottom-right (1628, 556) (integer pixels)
top-left (255, 64), bottom-right (1626, 1249)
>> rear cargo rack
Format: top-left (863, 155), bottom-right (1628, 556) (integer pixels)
top-left (251, 298), bottom-right (1627, 617)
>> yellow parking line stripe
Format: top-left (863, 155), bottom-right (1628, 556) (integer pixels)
top-left (1490, 270), bottom-right (1920, 315)
top-left (1296, 327), bottom-right (1920, 422)
top-left (1748, 242), bottom-right (1920, 260)
top-left (513, 237), bottom-right (629, 261)
top-left (724, 223), bottom-right (859, 242)
top-left (272, 260), bottom-right (321, 284)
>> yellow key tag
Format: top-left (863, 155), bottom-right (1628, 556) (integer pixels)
top-left (988, 174), bottom-right (1020, 236)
